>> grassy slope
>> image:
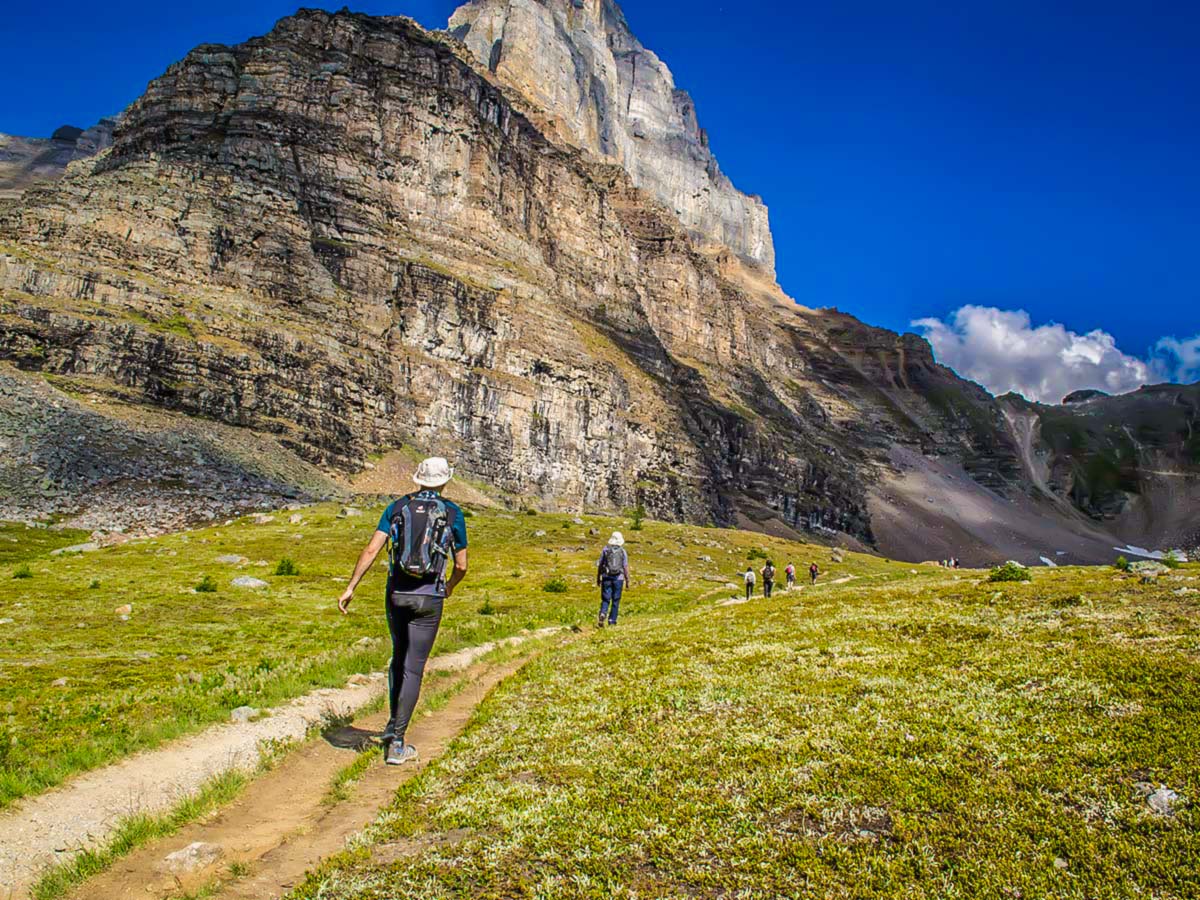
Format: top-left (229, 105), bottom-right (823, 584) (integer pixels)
top-left (0, 505), bottom-right (873, 809)
top-left (293, 566), bottom-right (1200, 899)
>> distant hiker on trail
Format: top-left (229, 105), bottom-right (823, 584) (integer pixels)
top-left (596, 531), bottom-right (631, 627)
top-left (785, 563), bottom-right (796, 590)
top-left (337, 457), bottom-right (468, 766)
top-left (809, 562), bottom-right (820, 585)
top-left (761, 561), bottom-right (776, 598)
top-left (743, 566), bottom-right (756, 600)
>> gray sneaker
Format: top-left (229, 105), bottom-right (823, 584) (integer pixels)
top-left (385, 742), bottom-right (418, 766)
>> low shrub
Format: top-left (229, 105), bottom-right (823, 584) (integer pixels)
top-left (12, 564), bottom-right (32, 580)
top-left (542, 578), bottom-right (569, 593)
top-left (479, 597), bottom-right (496, 616)
top-left (988, 561), bottom-right (1031, 583)
top-left (273, 558), bottom-right (300, 577)
top-left (747, 548), bottom-right (768, 561)
top-left (1114, 556), bottom-right (1130, 572)
top-left (195, 575), bottom-right (218, 593)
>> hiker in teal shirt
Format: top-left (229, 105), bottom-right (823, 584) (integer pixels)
top-left (337, 458), bottom-right (468, 766)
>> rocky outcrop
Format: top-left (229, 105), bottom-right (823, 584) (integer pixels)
top-left (0, 118), bottom-right (116, 199)
top-left (0, 8), bottom-right (1195, 563)
top-left (447, 0), bottom-right (775, 273)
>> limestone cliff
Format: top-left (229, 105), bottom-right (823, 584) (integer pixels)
top-left (447, 0), bottom-right (775, 273)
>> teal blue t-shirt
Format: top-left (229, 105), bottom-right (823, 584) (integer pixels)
top-left (377, 492), bottom-right (468, 596)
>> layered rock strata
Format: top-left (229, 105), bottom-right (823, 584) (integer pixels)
top-left (448, 0), bottom-right (775, 273)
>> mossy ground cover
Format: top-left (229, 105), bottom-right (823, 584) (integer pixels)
top-left (0, 504), bottom-right (887, 809)
top-left (292, 565), bottom-right (1200, 899)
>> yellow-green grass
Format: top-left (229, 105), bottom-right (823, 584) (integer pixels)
top-left (290, 565), bottom-right (1200, 899)
top-left (0, 506), bottom-right (895, 809)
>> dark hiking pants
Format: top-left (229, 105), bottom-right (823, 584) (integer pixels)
top-left (384, 593), bottom-right (443, 744)
top-left (599, 575), bottom-right (624, 624)
top-left (745, 582), bottom-right (754, 601)
top-left (764, 579), bottom-right (774, 598)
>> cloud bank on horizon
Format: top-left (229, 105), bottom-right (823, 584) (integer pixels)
top-left (913, 306), bottom-right (1200, 404)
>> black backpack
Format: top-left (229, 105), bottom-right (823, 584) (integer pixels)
top-left (389, 493), bottom-right (455, 578)
top-left (600, 546), bottom-right (626, 577)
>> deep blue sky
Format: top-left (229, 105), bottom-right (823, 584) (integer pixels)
top-left (4, 1), bottom-right (1198, 358)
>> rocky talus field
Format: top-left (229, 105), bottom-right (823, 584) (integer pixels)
top-left (0, 1), bottom-right (1197, 563)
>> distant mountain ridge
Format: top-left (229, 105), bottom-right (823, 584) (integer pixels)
top-left (0, 118), bottom-right (116, 200)
top-left (0, 3), bottom-right (1195, 563)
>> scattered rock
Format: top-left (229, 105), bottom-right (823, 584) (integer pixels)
top-left (1146, 786), bottom-right (1181, 817)
top-left (215, 554), bottom-right (249, 565)
top-left (831, 550), bottom-right (845, 563)
top-left (589, 528), bottom-right (599, 536)
top-left (50, 542), bottom-right (100, 556)
top-left (1130, 561), bottom-right (1169, 581)
top-left (346, 673), bottom-right (371, 686)
top-left (698, 555), bottom-right (713, 562)
top-left (161, 841), bottom-right (223, 873)
top-left (534, 530), bottom-right (547, 537)
top-left (354, 637), bottom-right (375, 647)
top-left (1053, 857), bottom-right (1068, 871)
top-left (249, 514), bottom-right (276, 525)
top-left (288, 513), bottom-right (304, 524)
top-left (1173, 587), bottom-right (1197, 596)
top-left (231, 576), bottom-right (269, 589)
top-left (185, 671), bottom-right (202, 684)
top-left (51, 677), bottom-right (69, 687)
top-left (114, 604), bottom-right (133, 616)
top-left (0, 618), bottom-right (13, 625)
top-left (229, 706), bottom-right (258, 724)
top-left (572, 517), bottom-right (584, 525)
top-left (337, 507), bottom-right (363, 519)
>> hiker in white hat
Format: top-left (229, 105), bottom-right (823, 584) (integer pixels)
top-left (336, 457), bottom-right (468, 766)
top-left (595, 530), bottom-right (632, 628)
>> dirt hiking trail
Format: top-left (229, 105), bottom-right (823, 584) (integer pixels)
top-left (0, 629), bottom-right (560, 899)
top-left (69, 652), bottom-right (535, 900)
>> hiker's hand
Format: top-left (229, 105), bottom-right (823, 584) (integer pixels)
top-left (338, 587), bottom-right (354, 615)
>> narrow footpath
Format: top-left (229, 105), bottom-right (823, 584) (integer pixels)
top-left (71, 653), bottom-right (535, 900)
top-left (0, 629), bottom-right (560, 899)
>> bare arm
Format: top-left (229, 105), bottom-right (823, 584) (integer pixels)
top-left (446, 548), bottom-right (468, 597)
top-left (338, 530), bottom-right (388, 614)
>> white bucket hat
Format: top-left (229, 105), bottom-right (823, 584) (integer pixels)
top-left (608, 531), bottom-right (625, 547)
top-left (413, 457), bottom-right (453, 488)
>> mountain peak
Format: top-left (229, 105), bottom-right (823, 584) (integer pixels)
top-left (448, 0), bottom-right (776, 275)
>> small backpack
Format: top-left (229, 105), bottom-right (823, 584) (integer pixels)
top-left (601, 546), bottom-right (626, 577)
top-left (763, 564), bottom-right (775, 580)
top-left (389, 493), bottom-right (455, 578)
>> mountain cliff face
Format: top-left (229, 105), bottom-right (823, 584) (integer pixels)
top-left (447, 0), bottom-right (775, 274)
top-left (0, 4), bottom-right (1194, 563)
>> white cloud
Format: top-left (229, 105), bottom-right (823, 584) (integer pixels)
top-left (912, 305), bottom-right (1153, 403)
top-left (1152, 335), bottom-right (1200, 384)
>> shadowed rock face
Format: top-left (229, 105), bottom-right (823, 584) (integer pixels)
top-left (0, 9), bottom-right (1195, 561)
top-left (448, 0), bottom-right (775, 274)
top-left (0, 119), bottom-right (116, 199)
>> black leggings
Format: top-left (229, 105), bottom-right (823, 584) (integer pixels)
top-left (384, 595), bottom-right (443, 743)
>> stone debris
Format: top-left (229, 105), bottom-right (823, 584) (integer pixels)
top-left (249, 513), bottom-right (276, 525)
top-left (229, 706), bottom-right (258, 724)
top-left (337, 507), bottom-right (364, 519)
top-left (289, 513), bottom-right (304, 524)
top-left (231, 576), bottom-right (269, 589)
top-left (215, 554), bottom-right (249, 565)
top-left (346, 673), bottom-right (371, 686)
top-left (49, 542), bottom-right (99, 556)
top-left (51, 677), bottom-right (68, 687)
top-left (0, 618), bottom-right (13, 625)
top-left (161, 841), bottom-right (223, 873)
top-left (113, 604), bottom-right (132, 616)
